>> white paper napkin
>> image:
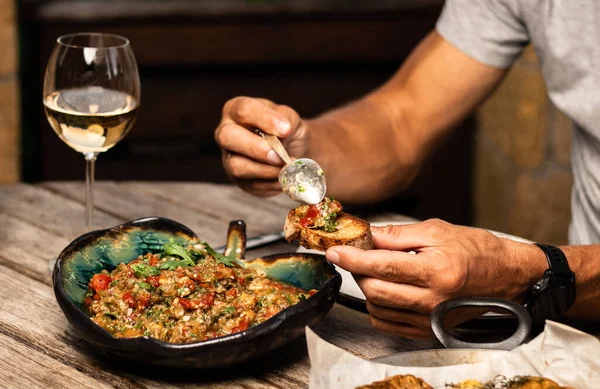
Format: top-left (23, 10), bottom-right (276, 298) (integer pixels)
top-left (307, 321), bottom-right (600, 389)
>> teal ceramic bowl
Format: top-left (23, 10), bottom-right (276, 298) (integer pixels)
top-left (52, 217), bottom-right (341, 368)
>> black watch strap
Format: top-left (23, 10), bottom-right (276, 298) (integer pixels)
top-left (526, 244), bottom-right (576, 324)
top-left (535, 243), bottom-right (573, 278)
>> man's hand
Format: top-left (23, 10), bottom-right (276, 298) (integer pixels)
top-left (325, 219), bottom-right (547, 339)
top-left (215, 97), bottom-right (308, 197)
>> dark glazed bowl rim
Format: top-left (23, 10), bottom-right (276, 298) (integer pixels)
top-left (52, 216), bottom-right (341, 355)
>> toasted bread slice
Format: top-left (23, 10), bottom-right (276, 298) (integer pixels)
top-left (284, 210), bottom-right (374, 251)
top-left (355, 374), bottom-right (433, 389)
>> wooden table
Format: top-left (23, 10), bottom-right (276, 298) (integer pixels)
top-left (0, 181), bottom-right (434, 389)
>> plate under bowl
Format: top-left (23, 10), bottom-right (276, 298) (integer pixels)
top-left (52, 217), bottom-right (341, 369)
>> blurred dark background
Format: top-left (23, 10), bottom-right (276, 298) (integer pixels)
top-left (16, 0), bottom-right (475, 225)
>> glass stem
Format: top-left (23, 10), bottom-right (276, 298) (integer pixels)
top-left (84, 152), bottom-right (98, 231)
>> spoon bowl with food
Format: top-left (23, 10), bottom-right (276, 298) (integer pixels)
top-left (254, 128), bottom-right (326, 205)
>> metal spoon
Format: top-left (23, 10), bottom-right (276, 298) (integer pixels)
top-left (254, 129), bottom-right (326, 204)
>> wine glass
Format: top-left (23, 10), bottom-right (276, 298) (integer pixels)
top-left (43, 33), bottom-right (140, 231)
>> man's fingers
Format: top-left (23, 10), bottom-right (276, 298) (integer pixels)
top-left (366, 301), bottom-right (431, 328)
top-left (236, 179), bottom-right (282, 195)
top-left (274, 104), bottom-right (302, 134)
top-left (371, 218), bottom-right (453, 251)
top-left (239, 188), bottom-right (281, 198)
top-left (369, 316), bottom-right (433, 340)
top-left (355, 277), bottom-right (437, 313)
top-left (327, 246), bottom-right (433, 286)
top-left (226, 97), bottom-right (291, 137)
top-left (225, 153), bottom-right (282, 180)
top-left (216, 123), bottom-right (284, 166)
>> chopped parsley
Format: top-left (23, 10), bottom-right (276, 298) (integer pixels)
top-left (322, 212), bottom-right (338, 232)
top-left (200, 241), bottom-right (244, 268)
top-left (283, 292), bottom-right (292, 305)
top-left (223, 306), bottom-right (236, 315)
top-left (298, 184), bottom-right (305, 193)
top-left (131, 263), bottom-right (160, 278)
top-left (139, 282), bottom-right (156, 291)
top-left (294, 160), bottom-right (303, 165)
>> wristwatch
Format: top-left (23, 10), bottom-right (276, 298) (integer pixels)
top-left (524, 243), bottom-right (576, 324)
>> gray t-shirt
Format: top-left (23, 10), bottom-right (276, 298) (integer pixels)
top-left (437, 0), bottom-right (600, 245)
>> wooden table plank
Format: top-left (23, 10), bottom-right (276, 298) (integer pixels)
top-left (0, 211), bottom-right (71, 285)
top-left (0, 183), bottom-right (122, 239)
top-left (0, 265), bottom-right (149, 388)
top-left (121, 181), bottom-right (295, 234)
top-left (43, 181), bottom-right (286, 245)
top-left (0, 333), bottom-right (114, 389)
top-left (42, 181), bottom-right (224, 239)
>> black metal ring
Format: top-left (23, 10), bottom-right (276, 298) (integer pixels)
top-left (430, 297), bottom-right (532, 350)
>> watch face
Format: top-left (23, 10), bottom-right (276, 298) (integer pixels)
top-left (531, 281), bottom-right (576, 323)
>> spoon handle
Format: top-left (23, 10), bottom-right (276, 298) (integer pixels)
top-left (253, 128), bottom-right (292, 165)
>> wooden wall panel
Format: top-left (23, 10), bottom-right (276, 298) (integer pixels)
top-left (0, 0), bottom-right (19, 183)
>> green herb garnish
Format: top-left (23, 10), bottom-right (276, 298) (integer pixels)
top-left (189, 249), bottom-right (206, 262)
top-left (163, 242), bottom-right (195, 264)
top-left (322, 212), bottom-right (338, 232)
top-left (283, 292), bottom-right (292, 305)
top-left (131, 263), bottom-right (160, 278)
top-left (294, 160), bottom-right (303, 165)
top-left (223, 306), bottom-right (236, 315)
top-left (299, 294), bottom-right (307, 302)
top-left (160, 260), bottom-right (187, 270)
top-left (200, 241), bottom-right (244, 268)
top-left (298, 184), bottom-right (305, 193)
top-left (139, 282), bottom-right (156, 291)
top-left (160, 241), bottom-right (196, 270)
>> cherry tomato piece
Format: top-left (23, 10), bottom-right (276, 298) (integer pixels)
top-left (146, 276), bottom-right (160, 288)
top-left (90, 274), bottom-right (111, 292)
top-left (122, 291), bottom-right (135, 308)
top-left (299, 217), bottom-right (312, 227)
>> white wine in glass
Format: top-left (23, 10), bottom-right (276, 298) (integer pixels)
top-left (43, 33), bottom-right (140, 231)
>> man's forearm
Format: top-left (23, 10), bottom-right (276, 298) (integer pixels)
top-left (305, 96), bottom-right (419, 204)
top-left (560, 245), bottom-right (600, 321)
top-left (300, 31), bottom-right (507, 204)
